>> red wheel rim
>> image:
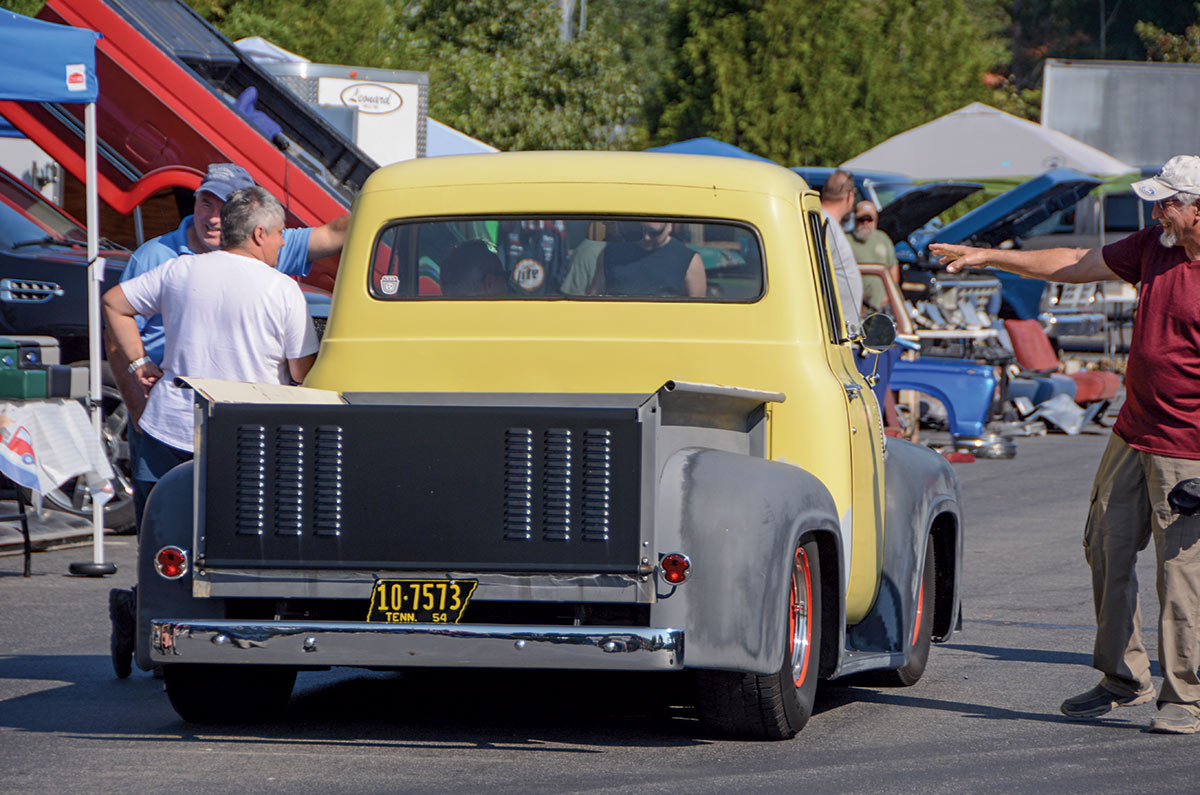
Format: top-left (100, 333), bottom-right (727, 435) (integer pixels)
top-left (911, 576), bottom-right (926, 648)
top-left (789, 547), bottom-right (813, 687)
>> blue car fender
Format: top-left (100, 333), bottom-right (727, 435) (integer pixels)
top-left (891, 357), bottom-right (997, 439)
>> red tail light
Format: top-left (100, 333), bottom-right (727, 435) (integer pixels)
top-left (660, 553), bottom-right (691, 584)
top-left (154, 546), bottom-right (189, 579)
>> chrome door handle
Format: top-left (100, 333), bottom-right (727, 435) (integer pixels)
top-left (843, 383), bottom-right (863, 400)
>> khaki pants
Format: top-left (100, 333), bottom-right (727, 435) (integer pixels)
top-left (1085, 433), bottom-right (1200, 713)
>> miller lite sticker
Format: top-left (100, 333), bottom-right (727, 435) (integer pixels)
top-left (380, 274), bottom-right (399, 295)
top-left (512, 258), bottom-right (546, 292)
top-left (66, 64), bottom-right (87, 92)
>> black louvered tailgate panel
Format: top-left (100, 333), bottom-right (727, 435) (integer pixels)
top-left (199, 404), bottom-right (643, 572)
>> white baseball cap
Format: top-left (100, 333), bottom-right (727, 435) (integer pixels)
top-left (1131, 155), bottom-right (1200, 201)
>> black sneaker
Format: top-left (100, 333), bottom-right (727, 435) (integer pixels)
top-left (1060, 683), bottom-right (1155, 719)
top-left (108, 588), bottom-right (135, 679)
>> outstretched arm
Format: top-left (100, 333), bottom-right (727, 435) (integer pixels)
top-left (929, 243), bottom-right (1117, 284)
top-left (306, 214), bottom-right (351, 260)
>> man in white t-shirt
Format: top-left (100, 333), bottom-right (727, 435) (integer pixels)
top-left (102, 185), bottom-right (319, 678)
top-left (104, 185), bottom-right (318, 474)
top-left (106, 184), bottom-right (319, 468)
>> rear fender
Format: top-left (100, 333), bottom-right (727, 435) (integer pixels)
top-left (650, 448), bottom-right (844, 676)
top-left (134, 461), bottom-right (224, 669)
top-left (843, 438), bottom-right (962, 666)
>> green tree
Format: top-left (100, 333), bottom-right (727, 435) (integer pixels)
top-left (0, 0), bottom-right (43, 16)
top-left (188, 0), bottom-right (403, 68)
top-left (858, 0), bottom-right (1008, 134)
top-left (189, 0), bottom-right (642, 151)
top-left (653, 0), bottom-right (1006, 166)
top-left (399, 0), bottom-right (642, 149)
top-left (1000, 0), bottom-right (1190, 91)
top-left (1137, 4), bottom-right (1200, 63)
top-left (585, 0), bottom-right (673, 144)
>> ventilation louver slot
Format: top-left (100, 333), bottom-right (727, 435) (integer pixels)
top-left (234, 425), bottom-right (266, 535)
top-left (0, 279), bottom-right (64, 303)
top-left (503, 427), bottom-right (533, 540)
top-left (581, 429), bottom-right (612, 542)
top-left (313, 425), bottom-right (344, 536)
top-left (542, 428), bottom-right (572, 541)
top-left (273, 425), bottom-right (305, 536)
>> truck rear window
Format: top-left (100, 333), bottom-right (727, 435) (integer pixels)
top-left (368, 217), bottom-right (764, 301)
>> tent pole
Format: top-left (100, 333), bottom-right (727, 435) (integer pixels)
top-left (70, 101), bottom-right (116, 577)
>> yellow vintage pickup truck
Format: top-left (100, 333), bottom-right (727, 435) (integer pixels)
top-left (137, 152), bottom-right (963, 739)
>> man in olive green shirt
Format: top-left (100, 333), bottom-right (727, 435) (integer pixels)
top-left (849, 200), bottom-right (898, 281)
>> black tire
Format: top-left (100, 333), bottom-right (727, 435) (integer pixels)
top-left (696, 539), bottom-right (822, 739)
top-left (871, 535), bottom-right (935, 687)
top-left (163, 664), bottom-right (297, 724)
top-left (29, 364), bottom-right (135, 532)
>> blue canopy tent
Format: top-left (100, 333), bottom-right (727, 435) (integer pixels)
top-left (0, 10), bottom-right (113, 575)
top-left (647, 137), bottom-right (777, 164)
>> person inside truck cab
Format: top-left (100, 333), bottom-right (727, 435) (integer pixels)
top-left (590, 221), bottom-right (707, 298)
top-left (437, 240), bottom-right (507, 297)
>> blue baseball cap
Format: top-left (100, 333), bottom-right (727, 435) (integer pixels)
top-left (195, 163), bottom-right (256, 202)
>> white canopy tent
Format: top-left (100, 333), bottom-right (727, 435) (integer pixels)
top-left (842, 102), bottom-right (1134, 181)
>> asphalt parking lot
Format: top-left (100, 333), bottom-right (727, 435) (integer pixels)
top-left (2, 428), bottom-right (1195, 795)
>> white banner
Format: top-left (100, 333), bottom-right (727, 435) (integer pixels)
top-left (0, 399), bottom-right (113, 504)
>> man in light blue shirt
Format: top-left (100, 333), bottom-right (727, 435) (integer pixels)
top-left (117, 163), bottom-right (347, 368)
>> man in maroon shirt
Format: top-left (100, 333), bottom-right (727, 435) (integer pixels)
top-left (930, 155), bottom-right (1200, 734)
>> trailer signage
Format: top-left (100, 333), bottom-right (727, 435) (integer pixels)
top-left (339, 83), bottom-right (402, 115)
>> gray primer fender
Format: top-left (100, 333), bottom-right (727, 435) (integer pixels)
top-left (134, 461), bottom-right (224, 670)
top-left (650, 447), bottom-right (844, 676)
top-left (840, 438), bottom-right (962, 674)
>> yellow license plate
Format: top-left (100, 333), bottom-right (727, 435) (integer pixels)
top-left (366, 578), bottom-right (477, 624)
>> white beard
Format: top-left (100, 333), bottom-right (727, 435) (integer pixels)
top-left (1159, 228), bottom-right (1178, 248)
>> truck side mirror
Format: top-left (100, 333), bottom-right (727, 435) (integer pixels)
top-left (860, 313), bottom-right (897, 354)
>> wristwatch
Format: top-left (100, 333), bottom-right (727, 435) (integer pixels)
top-left (127, 356), bottom-right (151, 374)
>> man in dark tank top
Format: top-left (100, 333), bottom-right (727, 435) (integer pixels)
top-left (601, 222), bottom-right (707, 297)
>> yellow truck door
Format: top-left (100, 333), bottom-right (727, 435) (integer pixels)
top-left (806, 209), bottom-right (886, 621)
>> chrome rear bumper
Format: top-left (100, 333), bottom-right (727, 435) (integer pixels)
top-left (151, 619), bottom-right (684, 671)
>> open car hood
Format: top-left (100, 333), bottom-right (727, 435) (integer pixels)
top-left (0, 0), bottom-right (356, 230)
top-left (918, 168), bottom-right (1101, 252)
top-left (876, 182), bottom-right (983, 243)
